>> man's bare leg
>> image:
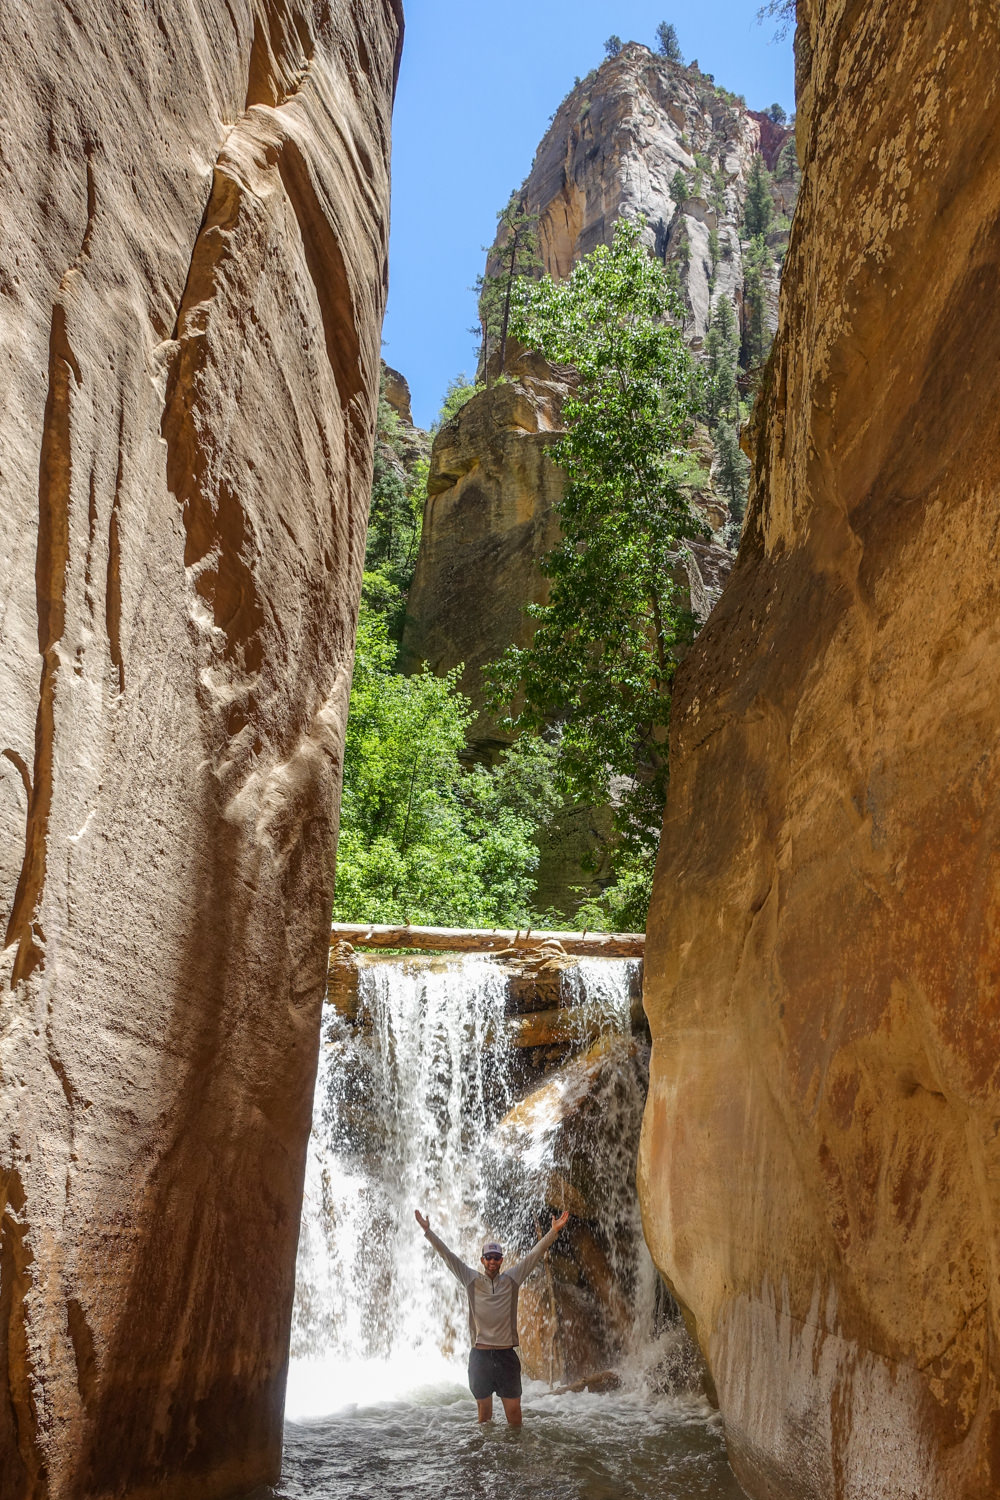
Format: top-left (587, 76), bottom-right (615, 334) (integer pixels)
top-left (500, 1396), bottom-right (522, 1427)
top-left (476, 1396), bottom-right (493, 1423)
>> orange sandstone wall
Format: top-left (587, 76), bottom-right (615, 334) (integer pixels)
top-left (0, 2), bottom-right (400, 1496)
top-left (639, 3), bottom-right (1000, 1497)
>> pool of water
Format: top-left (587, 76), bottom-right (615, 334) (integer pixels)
top-left (278, 1354), bottom-right (746, 1500)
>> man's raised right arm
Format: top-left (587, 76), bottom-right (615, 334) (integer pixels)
top-left (414, 1209), bottom-right (477, 1286)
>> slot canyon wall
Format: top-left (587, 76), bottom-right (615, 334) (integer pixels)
top-left (0, 2), bottom-right (400, 1497)
top-left (640, 3), bottom-right (1000, 1498)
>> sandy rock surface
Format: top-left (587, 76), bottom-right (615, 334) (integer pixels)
top-left (400, 352), bottom-right (570, 746)
top-left (0, 2), bottom-right (400, 1496)
top-left (640, 4), bottom-right (1000, 1497)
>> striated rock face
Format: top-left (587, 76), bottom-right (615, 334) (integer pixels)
top-left (382, 362), bottom-right (414, 426)
top-left (0, 3), bottom-right (400, 1497)
top-left (523, 44), bottom-right (760, 342)
top-left (640, 4), bottom-right (1000, 1498)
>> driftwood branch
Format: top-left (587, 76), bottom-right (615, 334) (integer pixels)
top-left (329, 922), bottom-right (644, 958)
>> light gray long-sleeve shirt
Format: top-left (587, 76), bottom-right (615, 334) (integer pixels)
top-left (424, 1224), bottom-right (560, 1348)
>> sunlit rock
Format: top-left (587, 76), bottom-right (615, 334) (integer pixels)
top-left (640, 4), bottom-right (1000, 1497)
top-left (0, 2), bottom-right (400, 1495)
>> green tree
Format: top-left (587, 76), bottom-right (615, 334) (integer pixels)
top-left (363, 379), bottom-right (427, 639)
top-left (702, 295), bottom-right (740, 427)
top-left (707, 226), bottom-right (721, 287)
top-left (335, 608), bottom-right (560, 927)
top-left (434, 373), bottom-right (478, 430)
top-left (743, 153), bottom-right (773, 238)
top-left (766, 102), bottom-right (787, 125)
top-left (656, 21), bottom-right (682, 61)
top-left (774, 137), bottom-right (800, 184)
top-left (487, 218), bottom-right (700, 915)
top-left (714, 420), bottom-right (750, 520)
top-left (670, 169), bottom-right (689, 207)
top-left (476, 194), bottom-right (541, 381)
top-left (603, 34), bottom-right (622, 58)
top-left (741, 233), bottom-right (772, 369)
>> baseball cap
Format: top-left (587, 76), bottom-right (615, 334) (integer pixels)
top-left (482, 1240), bottom-right (504, 1258)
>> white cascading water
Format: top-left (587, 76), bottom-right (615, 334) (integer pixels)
top-left (286, 955), bottom-right (690, 1420)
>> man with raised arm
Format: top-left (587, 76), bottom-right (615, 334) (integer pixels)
top-left (414, 1207), bottom-right (570, 1426)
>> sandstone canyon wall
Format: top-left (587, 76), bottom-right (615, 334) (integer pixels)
top-left (640, 3), bottom-right (1000, 1497)
top-left (0, 3), bottom-right (400, 1497)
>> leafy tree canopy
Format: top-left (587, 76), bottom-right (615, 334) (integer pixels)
top-left (486, 217), bottom-right (700, 924)
top-left (335, 608), bottom-right (561, 927)
top-left (434, 373), bottom-right (479, 430)
top-left (757, 0), bottom-right (795, 39)
top-left (603, 34), bottom-right (622, 58)
top-left (363, 379), bottom-right (427, 640)
top-left (765, 102), bottom-right (788, 125)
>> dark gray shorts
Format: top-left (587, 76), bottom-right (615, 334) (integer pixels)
top-left (468, 1346), bottom-right (521, 1400)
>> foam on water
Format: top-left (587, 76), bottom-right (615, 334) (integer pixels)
top-left (284, 953), bottom-right (743, 1498)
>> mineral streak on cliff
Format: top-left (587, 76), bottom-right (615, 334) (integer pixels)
top-left (0, 2), bottom-right (400, 1497)
top-left (640, 3), bottom-right (1000, 1497)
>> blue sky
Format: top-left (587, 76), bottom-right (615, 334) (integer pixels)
top-left (383, 2), bottom-right (795, 429)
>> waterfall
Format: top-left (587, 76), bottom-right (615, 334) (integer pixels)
top-left (288, 952), bottom-right (691, 1419)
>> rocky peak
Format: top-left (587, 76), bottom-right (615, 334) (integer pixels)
top-left (511, 42), bottom-right (761, 341)
top-left (747, 108), bottom-right (794, 170)
top-left (382, 362), bottom-right (414, 426)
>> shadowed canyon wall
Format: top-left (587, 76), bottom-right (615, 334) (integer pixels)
top-left (640, 3), bottom-right (1000, 1498)
top-left (0, 2), bottom-right (400, 1496)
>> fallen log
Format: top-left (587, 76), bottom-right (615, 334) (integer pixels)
top-left (329, 922), bottom-right (644, 958)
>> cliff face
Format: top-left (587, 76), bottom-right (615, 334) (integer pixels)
top-left (0, 2), bottom-right (399, 1497)
top-left (524, 44), bottom-right (760, 341)
top-left (639, 4), bottom-right (1000, 1498)
top-left (400, 352), bottom-right (569, 745)
top-left (403, 47), bottom-right (765, 717)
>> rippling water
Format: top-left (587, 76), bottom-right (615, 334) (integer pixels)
top-left (283, 957), bottom-right (746, 1498)
top-left (279, 1370), bottom-right (743, 1500)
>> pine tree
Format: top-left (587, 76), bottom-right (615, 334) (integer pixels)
top-left (670, 169), bottom-right (689, 209)
top-left (741, 234), bottom-right (772, 369)
top-left (603, 35), bottom-right (622, 58)
top-left (476, 195), bottom-right (541, 381)
top-left (743, 154), bottom-right (773, 238)
top-left (766, 102), bottom-right (787, 125)
top-left (774, 138), bottom-right (800, 184)
top-left (656, 22), bottom-right (682, 61)
top-left (702, 296), bottom-right (740, 426)
top-left (713, 421), bottom-right (750, 520)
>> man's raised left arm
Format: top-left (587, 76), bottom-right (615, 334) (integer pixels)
top-left (507, 1210), bottom-right (570, 1286)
